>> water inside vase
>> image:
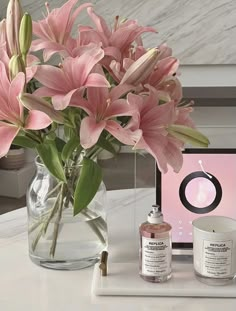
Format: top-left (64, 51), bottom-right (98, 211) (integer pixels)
top-left (28, 207), bottom-right (107, 270)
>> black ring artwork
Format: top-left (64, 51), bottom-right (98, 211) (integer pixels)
top-left (179, 171), bottom-right (222, 214)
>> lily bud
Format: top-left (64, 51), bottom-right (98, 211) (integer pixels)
top-left (0, 19), bottom-right (6, 47)
top-left (120, 48), bottom-right (160, 85)
top-left (19, 13), bottom-right (32, 57)
top-left (9, 54), bottom-right (25, 80)
top-left (167, 125), bottom-right (210, 147)
top-left (6, 0), bottom-right (23, 56)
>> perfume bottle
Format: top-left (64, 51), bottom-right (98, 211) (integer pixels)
top-left (139, 204), bottom-right (172, 283)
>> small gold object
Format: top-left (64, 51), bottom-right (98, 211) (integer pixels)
top-left (99, 251), bottom-right (108, 276)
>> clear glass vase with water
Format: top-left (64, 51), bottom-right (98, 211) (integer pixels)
top-left (27, 157), bottom-right (107, 270)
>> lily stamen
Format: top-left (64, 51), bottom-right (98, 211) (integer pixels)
top-left (114, 16), bottom-right (119, 32)
top-left (45, 2), bottom-right (50, 15)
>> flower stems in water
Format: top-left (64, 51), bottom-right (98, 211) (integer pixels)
top-left (50, 183), bottom-right (65, 257)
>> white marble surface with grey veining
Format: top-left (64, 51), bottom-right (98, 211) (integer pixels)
top-left (1, 189), bottom-right (236, 309)
top-left (0, 0), bottom-right (236, 64)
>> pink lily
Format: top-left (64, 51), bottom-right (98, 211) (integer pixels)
top-left (34, 45), bottom-right (110, 110)
top-left (0, 61), bottom-right (52, 158)
top-left (147, 57), bottom-right (179, 88)
top-left (71, 84), bottom-right (139, 149)
top-left (31, 0), bottom-right (92, 61)
top-left (154, 76), bottom-right (183, 104)
top-left (78, 7), bottom-right (156, 62)
top-left (109, 48), bottom-right (178, 94)
top-left (175, 102), bottom-right (195, 128)
top-left (126, 90), bottom-right (184, 173)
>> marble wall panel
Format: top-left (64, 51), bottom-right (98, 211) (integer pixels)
top-left (0, 0), bottom-right (236, 64)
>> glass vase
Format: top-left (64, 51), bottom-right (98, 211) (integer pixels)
top-left (27, 157), bottom-right (107, 270)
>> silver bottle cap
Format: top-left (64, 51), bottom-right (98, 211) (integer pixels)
top-left (147, 205), bottom-right (163, 224)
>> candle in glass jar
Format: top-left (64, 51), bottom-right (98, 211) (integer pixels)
top-left (192, 216), bottom-right (236, 285)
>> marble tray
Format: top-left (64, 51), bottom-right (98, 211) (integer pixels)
top-left (92, 261), bottom-right (236, 297)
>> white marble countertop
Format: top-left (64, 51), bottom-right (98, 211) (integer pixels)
top-left (1, 188), bottom-right (236, 311)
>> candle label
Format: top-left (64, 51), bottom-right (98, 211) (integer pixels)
top-left (142, 237), bottom-right (171, 276)
top-left (202, 240), bottom-right (232, 277)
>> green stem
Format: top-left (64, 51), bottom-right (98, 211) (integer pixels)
top-left (82, 209), bottom-right (107, 232)
top-left (31, 190), bottom-right (61, 251)
top-left (45, 182), bottom-right (62, 200)
top-left (86, 219), bottom-right (107, 245)
top-left (49, 184), bottom-right (65, 257)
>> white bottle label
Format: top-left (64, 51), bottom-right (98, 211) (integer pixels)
top-left (142, 236), bottom-right (171, 276)
top-left (202, 240), bottom-right (232, 277)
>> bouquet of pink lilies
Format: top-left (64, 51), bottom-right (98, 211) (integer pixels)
top-left (0, 0), bottom-right (209, 216)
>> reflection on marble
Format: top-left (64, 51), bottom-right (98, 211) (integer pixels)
top-left (1, 0), bottom-right (236, 64)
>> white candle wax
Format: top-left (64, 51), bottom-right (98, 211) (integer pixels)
top-left (192, 216), bottom-right (236, 284)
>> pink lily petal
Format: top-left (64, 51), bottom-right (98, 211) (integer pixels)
top-left (176, 106), bottom-right (195, 128)
top-left (0, 49), bottom-right (9, 73)
top-left (9, 72), bottom-right (25, 121)
top-left (34, 87), bottom-right (59, 97)
top-left (123, 58), bottom-right (134, 71)
top-left (34, 65), bottom-right (70, 92)
top-left (87, 7), bottom-right (111, 43)
top-left (109, 60), bottom-right (123, 82)
top-left (103, 47), bottom-right (121, 61)
top-left (26, 67), bottom-right (37, 82)
top-left (20, 93), bottom-right (64, 123)
top-left (158, 44), bottom-right (172, 60)
top-left (87, 86), bottom-right (109, 116)
top-left (0, 61), bottom-right (10, 101)
top-left (52, 89), bottom-right (79, 110)
top-left (80, 116), bottom-right (106, 149)
top-left (110, 84), bottom-right (134, 101)
top-left (25, 110), bottom-right (52, 130)
top-left (32, 22), bottom-right (51, 41)
top-left (0, 122), bottom-right (19, 158)
top-left (162, 137), bottom-right (183, 173)
top-left (78, 27), bottom-right (107, 47)
top-left (136, 135), bottom-right (169, 173)
top-left (159, 77), bottom-right (182, 104)
top-left (70, 46), bottom-right (105, 85)
top-left (43, 49), bottom-right (64, 62)
top-left (104, 99), bottom-right (135, 119)
top-left (85, 73), bottom-right (110, 88)
top-left (141, 101), bottom-right (176, 127)
top-left (105, 120), bottom-right (140, 145)
top-left (110, 24), bottom-right (156, 51)
top-left (70, 2), bottom-right (92, 32)
top-left (54, 0), bottom-right (82, 43)
top-left (69, 96), bottom-right (92, 115)
top-left (31, 39), bottom-right (66, 51)
top-left (149, 57), bottom-right (179, 86)
top-left (127, 93), bottom-right (146, 112)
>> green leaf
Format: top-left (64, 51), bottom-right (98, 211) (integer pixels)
top-left (96, 136), bottom-right (118, 155)
top-left (12, 135), bottom-right (38, 149)
top-left (54, 137), bottom-right (66, 153)
top-left (74, 158), bottom-right (102, 216)
top-left (62, 136), bottom-right (81, 162)
top-left (168, 125), bottom-right (210, 147)
top-left (37, 142), bottom-right (66, 182)
top-left (64, 126), bottom-right (74, 139)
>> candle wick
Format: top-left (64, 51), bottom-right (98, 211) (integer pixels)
top-left (198, 160), bottom-right (212, 179)
top-left (213, 230), bottom-right (215, 232)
